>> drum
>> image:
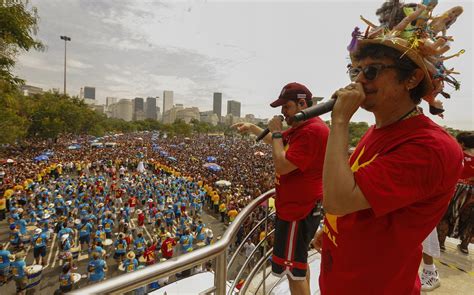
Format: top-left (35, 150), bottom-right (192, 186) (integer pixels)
top-left (71, 247), bottom-right (80, 259)
top-left (26, 225), bottom-right (38, 232)
top-left (138, 256), bottom-right (146, 266)
top-left (103, 239), bottom-right (113, 246)
top-left (26, 265), bottom-right (43, 289)
top-left (58, 250), bottom-right (72, 260)
top-left (71, 273), bottom-right (81, 284)
top-left (20, 235), bottom-right (31, 243)
top-left (196, 242), bottom-right (205, 247)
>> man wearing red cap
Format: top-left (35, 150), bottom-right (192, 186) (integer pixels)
top-left (233, 82), bottom-right (329, 295)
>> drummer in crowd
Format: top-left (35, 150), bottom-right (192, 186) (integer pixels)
top-left (10, 252), bottom-right (27, 295)
top-left (9, 224), bottom-right (23, 252)
top-left (179, 229), bottom-right (194, 253)
top-left (133, 232), bottom-right (146, 258)
top-left (102, 214), bottom-right (114, 239)
top-left (94, 224), bottom-right (106, 246)
top-left (77, 218), bottom-right (93, 252)
top-left (123, 251), bottom-right (138, 273)
top-left (0, 243), bottom-right (13, 285)
top-left (87, 252), bottom-right (108, 284)
top-left (58, 263), bottom-right (73, 293)
top-left (32, 228), bottom-right (47, 267)
top-left (59, 234), bottom-right (77, 270)
top-left (57, 222), bottom-right (73, 244)
top-left (89, 240), bottom-right (105, 261)
top-left (113, 233), bottom-right (127, 264)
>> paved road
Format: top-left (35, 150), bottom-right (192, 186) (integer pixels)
top-left (0, 209), bottom-right (227, 295)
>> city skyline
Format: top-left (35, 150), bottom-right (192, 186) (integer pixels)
top-left (13, 0), bottom-right (473, 129)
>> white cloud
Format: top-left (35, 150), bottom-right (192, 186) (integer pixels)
top-left (12, 0), bottom-right (474, 129)
top-left (68, 59), bottom-right (93, 70)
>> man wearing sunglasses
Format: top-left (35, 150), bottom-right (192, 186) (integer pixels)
top-left (313, 35), bottom-right (464, 295)
top-left (233, 82), bottom-right (329, 295)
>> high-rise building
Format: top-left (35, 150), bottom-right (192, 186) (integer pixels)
top-left (156, 106), bottom-right (162, 121)
top-left (227, 100), bottom-right (241, 117)
top-left (133, 97), bottom-right (145, 121)
top-left (213, 92), bottom-right (222, 119)
top-left (83, 86), bottom-right (96, 100)
top-left (162, 91), bottom-right (174, 120)
top-left (146, 97), bottom-right (157, 120)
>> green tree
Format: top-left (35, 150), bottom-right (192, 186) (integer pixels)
top-left (348, 121), bottom-right (369, 147)
top-left (0, 0), bottom-right (44, 86)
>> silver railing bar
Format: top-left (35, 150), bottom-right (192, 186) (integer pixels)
top-left (240, 248), bottom-right (273, 294)
top-left (228, 229), bottom-right (275, 293)
top-left (70, 189), bottom-right (275, 295)
top-left (263, 197), bottom-right (269, 295)
top-left (256, 262), bottom-right (274, 295)
top-left (227, 209), bottom-right (276, 271)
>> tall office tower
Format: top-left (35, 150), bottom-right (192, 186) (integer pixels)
top-left (213, 92), bottom-right (222, 119)
top-left (146, 97), bottom-right (157, 120)
top-left (162, 90), bottom-right (174, 120)
top-left (227, 100), bottom-right (241, 117)
top-left (83, 86), bottom-right (96, 100)
top-left (133, 97), bottom-right (145, 121)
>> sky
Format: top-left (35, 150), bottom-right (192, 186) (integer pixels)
top-left (14, 0), bottom-right (473, 130)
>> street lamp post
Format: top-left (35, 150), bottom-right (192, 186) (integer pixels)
top-left (60, 35), bottom-right (71, 95)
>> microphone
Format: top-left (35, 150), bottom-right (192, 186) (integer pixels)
top-left (291, 98), bottom-right (336, 122)
top-left (256, 115), bottom-right (284, 142)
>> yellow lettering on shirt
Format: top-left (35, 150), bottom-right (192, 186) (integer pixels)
top-left (350, 146), bottom-right (378, 173)
top-left (323, 224), bottom-right (338, 247)
top-left (323, 145), bottom-right (379, 248)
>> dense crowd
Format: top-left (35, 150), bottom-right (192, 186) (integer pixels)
top-left (0, 132), bottom-right (276, 294)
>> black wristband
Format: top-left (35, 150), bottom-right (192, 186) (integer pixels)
top-left (272, 132), bottom-right (283, 139)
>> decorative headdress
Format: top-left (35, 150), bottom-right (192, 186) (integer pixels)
top-left (348, 0), bottom-right (464, 116)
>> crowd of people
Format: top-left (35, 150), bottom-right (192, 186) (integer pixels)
top-left (0, 132), bottom-right (278, 294)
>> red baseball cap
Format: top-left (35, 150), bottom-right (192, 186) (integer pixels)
top-left (270, 82), bottom-right (312, 108)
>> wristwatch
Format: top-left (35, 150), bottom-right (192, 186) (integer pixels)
top-left (272, 132), bottom-right (283, 139)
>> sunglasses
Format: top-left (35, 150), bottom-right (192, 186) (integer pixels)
top-left (348, 64), bottom-right (400, 81)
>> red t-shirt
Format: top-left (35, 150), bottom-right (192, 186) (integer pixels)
top-left (275, 117), bottom-right (329, 221)
top-left (319, 115), bottom-right (463, 295)
top-left (129, 197), bottom-right (137, 208)
top-left (144, 244), bottom-right (157, 264)
top-left (161, 238), bottom-right (176, 258)
top-left (460, 152), bottom-right (474, 183)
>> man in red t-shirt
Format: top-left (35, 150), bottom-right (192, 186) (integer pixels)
top-left (161, 233), bottom-right (177, 259)
top-left (128, 196), bottom-right (137, 214)
top-left (233, 82), bottom-right (329, 295)
top-left (313, 28), bottom-right (464, 294)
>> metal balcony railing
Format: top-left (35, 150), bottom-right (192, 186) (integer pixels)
top-left (70, 189), bottom-right (276, 295)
